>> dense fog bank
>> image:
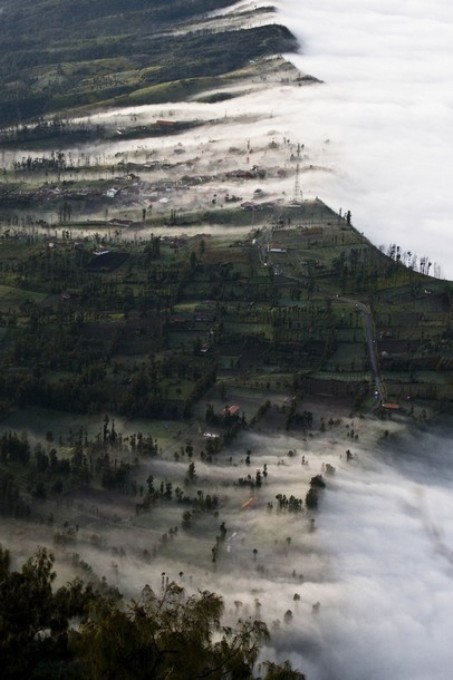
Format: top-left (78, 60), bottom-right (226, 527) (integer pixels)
top-left (275, 0), bottom-right (453, 279)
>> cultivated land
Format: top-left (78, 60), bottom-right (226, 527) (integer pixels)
top-left (0, 0), bottom-right (451, 547)
top-left (1, 94), bottom-right (452, 423)
top-left (0, 2), bottom-right (451, 676)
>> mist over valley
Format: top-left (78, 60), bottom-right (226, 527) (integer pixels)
top-left (0, 1), bottom-right (453, 678)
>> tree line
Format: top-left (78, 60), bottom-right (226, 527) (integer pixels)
top-left (0, 544), bottom-right (306, 679)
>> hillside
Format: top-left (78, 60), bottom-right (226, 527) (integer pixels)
top-left (0, 0), bottom-right (298, 125)
top-left (0, 5), bottom-right (451, 678)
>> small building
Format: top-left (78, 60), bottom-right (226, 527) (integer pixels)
top-left (156, 119), bottom-right (177, 127)
top-left (86, 251), bottom-right (129, 272)
top-left (108, 218), bottom-right (133, 227)
top-left (224, 404), bottom-right (240, 418)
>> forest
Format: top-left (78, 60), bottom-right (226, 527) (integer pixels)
top-left (0, 544), bottom-right (305, 679)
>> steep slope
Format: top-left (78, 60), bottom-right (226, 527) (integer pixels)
top-left (0, 0), bottom-right (298, 125)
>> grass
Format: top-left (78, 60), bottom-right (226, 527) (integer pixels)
top-left (0, 3), bottom-right (298, 127)
top-left (111, 76), bottom-right (231, 107)
top-left (0, 284), bottom-right (47, 311)
top-left (313, 370), bottom-right (370, 383)
top-left (0, 405), bottom-right (185, 446)
top-left (329, 342), bottom-right (366, 364)
top-left (161, 378), bottom-right (195, 400)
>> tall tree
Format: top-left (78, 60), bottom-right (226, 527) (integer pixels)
top-left (0, 546), bottom-right (306, 679)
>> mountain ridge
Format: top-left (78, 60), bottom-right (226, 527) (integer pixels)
top-left (0, 0), bottom-right (298, 126)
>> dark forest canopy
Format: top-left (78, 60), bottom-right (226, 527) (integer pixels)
top-left (0, 544), bottom-right (306, 679)
top-left (0, 0), bottom-right (298, 126)
top-left (0, 0), bottom-right (236, 38)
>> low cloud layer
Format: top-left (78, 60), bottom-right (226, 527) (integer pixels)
top-left (275, 0), bottom-right (453, 278)
top-left (300, 422), bottom-right (453, 680)
top-left (6, 412), bottom-right (453, 679)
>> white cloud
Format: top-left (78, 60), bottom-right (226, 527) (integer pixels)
top-left (275, 0), bottom-right (453, 278)
top-left (3, 413), bottom-right (453, 679)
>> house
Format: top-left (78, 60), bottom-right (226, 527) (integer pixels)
top-left (224, 404), bottom-right (240, 418)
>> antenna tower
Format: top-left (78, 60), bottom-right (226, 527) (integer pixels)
top-left (293, 163), bottom-right (301, 202)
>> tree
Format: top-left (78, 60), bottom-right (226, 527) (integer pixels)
top-left (261, 660), bottom-right (305, 679)
top-left (0, 546), bottom-right (101, 679)
top-left (305, 475), bottom-right (326, 510)
top-left (305, 488), bottom-right (318, 510)
top-left (0, 546), bottom-right (306, 679)
top-left (75, 581), bottom-right (305, 680)
top-left (187, 461), bottom-right (196, 482)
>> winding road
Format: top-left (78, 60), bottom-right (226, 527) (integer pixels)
top-left (337, 297), bottom-right (386, 408)
top-left (256, 223), bottom-right (387, 409)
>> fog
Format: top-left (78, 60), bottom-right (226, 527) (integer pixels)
top-left (5, 1), bottom-right (453, 279)
top-left (3, 3), bottom-right (453, 676)
top-left (4, 406), bottom-right (453, 678)
top-left (274, 0), bottom-right (453, 279)
top-left (295, 422), bottom-right (453, 680)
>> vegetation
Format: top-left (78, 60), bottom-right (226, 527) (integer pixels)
top-left (0, 0), bottom-right (297, 125)
top-left (0, 199), bottom-right (451, 423)
top-left (0, 544), bottom-right (305, 679)
top-left (0, 3), bottom-right (450, 677)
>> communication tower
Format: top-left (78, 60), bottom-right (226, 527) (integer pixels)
top-left (293, 163), bottom-right (302, 202)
